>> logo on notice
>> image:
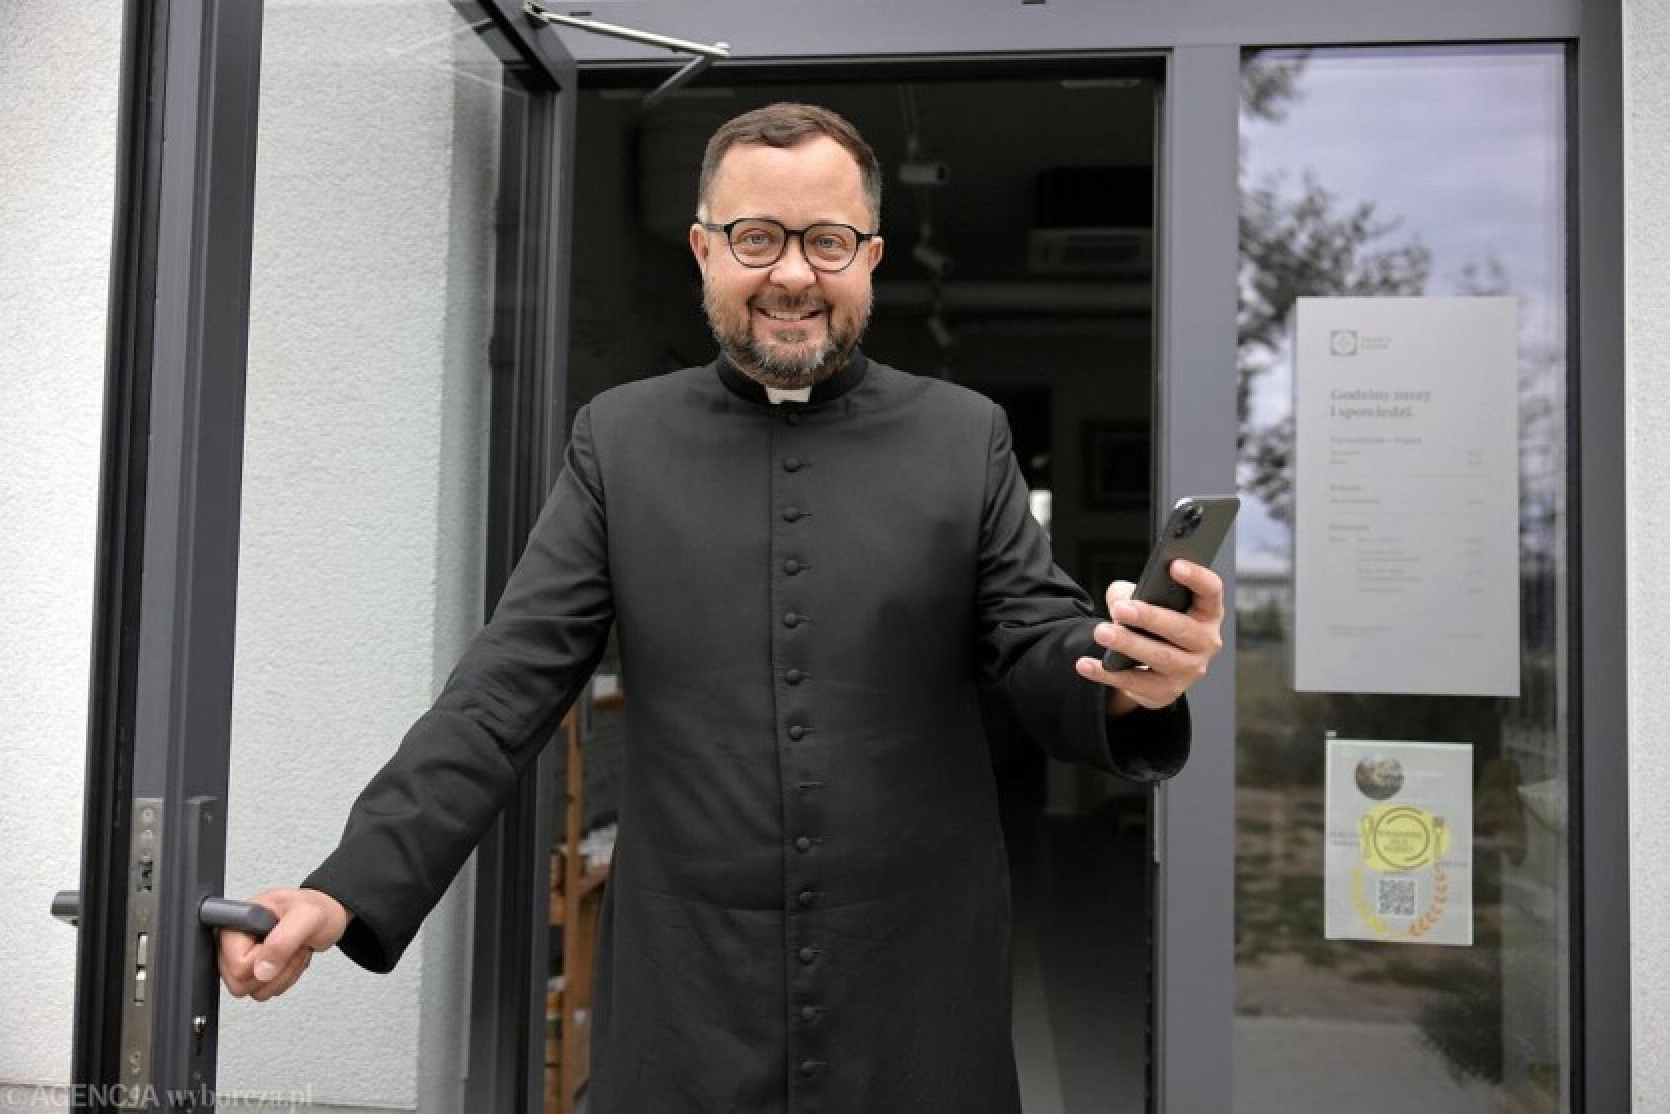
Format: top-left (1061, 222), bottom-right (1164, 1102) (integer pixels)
top-left (1330, 330), bottom-right (1359, 357)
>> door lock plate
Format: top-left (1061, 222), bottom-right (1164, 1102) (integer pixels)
top-left (120, 798), bottom-right (161, 1105)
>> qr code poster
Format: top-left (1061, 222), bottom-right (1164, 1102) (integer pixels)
top-left (1323, 738), bottom-right (1473, 946)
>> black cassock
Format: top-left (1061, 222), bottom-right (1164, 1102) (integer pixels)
top-left (305, 351), bottom-right (1190, 1113)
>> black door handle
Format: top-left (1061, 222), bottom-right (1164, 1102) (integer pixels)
top-left (198, 896), bottom-right (278, 938)
top-left (52, 890), bottom-right (276, 939)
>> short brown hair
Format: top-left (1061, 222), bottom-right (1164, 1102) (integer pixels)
top-left (697, 102), bottom-right (882, 228)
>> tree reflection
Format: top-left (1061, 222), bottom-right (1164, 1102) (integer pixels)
top-left (1239, 56), bottom-right (1431, 525)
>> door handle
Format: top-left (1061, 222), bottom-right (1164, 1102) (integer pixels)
top-left (60, 797), bottom-right (271, 1104)
top-left (52, 890), bottom-right (278, 938)
top-left (196, 897), bottom-right (278, 938)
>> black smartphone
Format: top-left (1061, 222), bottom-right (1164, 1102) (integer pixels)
top-left (1100, 495), bottom-right (1240, 672)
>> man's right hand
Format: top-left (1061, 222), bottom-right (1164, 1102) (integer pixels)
top-left (218, 888), bottom-right (350, 1002)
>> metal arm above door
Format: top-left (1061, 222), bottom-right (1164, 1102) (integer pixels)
top-left (522, 1), bottom-right (731, 106)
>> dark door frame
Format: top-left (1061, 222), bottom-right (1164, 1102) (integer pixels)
top-left (464, 5), bottom-right (577, 1113)
top-left (73, 1), bottom-right (266, 1102)
top-left (564, 44), bottom-right (1245, 1113)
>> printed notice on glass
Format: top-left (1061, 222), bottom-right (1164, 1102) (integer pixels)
top-left (1324, 738), bottom-right (1473, 947)
top-left (1294, 296), bottom-right (1519, 696)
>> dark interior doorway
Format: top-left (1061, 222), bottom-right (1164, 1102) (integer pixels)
top-left (562, 66), bottom-right (1159, 1112)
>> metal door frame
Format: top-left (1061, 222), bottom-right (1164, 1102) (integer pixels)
top-left (73, 3), bottom-right (266, 1100)
top-left (466, 6), bottom-right (578, 1113)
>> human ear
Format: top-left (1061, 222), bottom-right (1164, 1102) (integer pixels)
top-left (689, 222), bottom-right (712, 271)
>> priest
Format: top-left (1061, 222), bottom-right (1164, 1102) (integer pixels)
top-left (219, 102), bottom-right (1226, 1114)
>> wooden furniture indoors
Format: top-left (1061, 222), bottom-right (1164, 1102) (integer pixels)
top-left (545, 695), bottom-right (616, 1114)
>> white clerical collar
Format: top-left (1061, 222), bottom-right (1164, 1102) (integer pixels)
top-left (765, 386), bottom-right (813, 404)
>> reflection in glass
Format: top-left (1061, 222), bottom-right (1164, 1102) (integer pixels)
top-left (1235, 46), bottom-right (1569, 1113)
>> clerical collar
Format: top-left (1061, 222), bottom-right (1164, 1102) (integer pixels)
top-left (765, 386), bottom-right (811, 404)
top-left (715, 349), bottom-right (869, 406)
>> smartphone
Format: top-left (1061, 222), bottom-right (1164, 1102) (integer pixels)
top-left (1100, 495), bottom-right (1240, 672)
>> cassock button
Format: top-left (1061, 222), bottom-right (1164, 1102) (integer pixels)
top-left (800, 1005), bottom-right (819, 1022)
top-left (798, 947), bottom-right (817, 964)
top-left (797, 890), bottom-right (816, 908)
top-left (783, 612), bottom-right (802, 629)
top-left (798, 1060), bottom-right (825, 1078)
top-left (788, 725), bottom-right (807, 741)
top-left (786, 668), bottom-right (806, 685)
top-left (784, 558), bottom-right (803, 575)
top-left (795, 836), bottom-right (813, 852)
top-left (784, 457), bottom-right (803, 472)
top-left (782, 507), bottom-right (803, 522)
top-left (786, 411), bottom-right (803, 426)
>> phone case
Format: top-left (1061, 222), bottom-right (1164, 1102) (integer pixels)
top-left (1101, 495), bottom-right (1239, 672)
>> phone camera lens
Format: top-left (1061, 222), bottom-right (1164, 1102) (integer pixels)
top-left (1174, 503), bottom-right (1203, 538)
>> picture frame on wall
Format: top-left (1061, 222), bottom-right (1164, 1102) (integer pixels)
top-left (1082, 419), bottom-right (1150, 510)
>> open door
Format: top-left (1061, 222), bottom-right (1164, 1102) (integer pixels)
top-left (559, 60), bottom-right (1167, 1111)
top-left (61, 2), bottom-right (576, 1110)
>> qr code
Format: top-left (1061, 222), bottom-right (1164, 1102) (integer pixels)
top-left (1377, 875), bottom-right (1418, 917)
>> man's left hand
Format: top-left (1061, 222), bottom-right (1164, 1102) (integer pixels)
top-left (1075, 560), bottom-right (1226, 715)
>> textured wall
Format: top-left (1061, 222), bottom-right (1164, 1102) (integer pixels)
top-left (0, 1), bottom-right (119, 1087)
top-left (1626, 0), bottom-right (1670, 1107)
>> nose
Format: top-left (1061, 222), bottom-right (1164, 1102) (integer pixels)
top-left (767, 232), bottom-right (818, 290)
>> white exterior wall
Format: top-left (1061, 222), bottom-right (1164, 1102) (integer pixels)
top-left (0, 0), bottom-right (120, 1089)
top-left (1626, 0), bottom-right (1670, 1109)
top-left (0, 3), bottom-right (496, 1111)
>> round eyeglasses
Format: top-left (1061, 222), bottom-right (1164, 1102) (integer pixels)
top-left (700, 217), bottom-right (878, 274)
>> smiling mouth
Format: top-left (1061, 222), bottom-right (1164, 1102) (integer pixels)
top-left (756, 306), bottom-right (824, 323)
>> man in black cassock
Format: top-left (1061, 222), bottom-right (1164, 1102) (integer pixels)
top-left (221, 102), bottom-right (1225, 1113)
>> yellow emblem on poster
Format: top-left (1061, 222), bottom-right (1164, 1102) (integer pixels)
top-left (1358, 805), bottom-right (1450, 872)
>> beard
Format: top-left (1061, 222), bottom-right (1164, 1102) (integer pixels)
top-left (703, 281), bottom-right (872, 390)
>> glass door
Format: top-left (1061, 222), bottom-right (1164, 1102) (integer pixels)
top-left (1231, 44), bottom-right (1572, 1113)
top-left (220, 3), bottom-right (541, 1108)
top-left (67, 3), bottom-right (575, 1110)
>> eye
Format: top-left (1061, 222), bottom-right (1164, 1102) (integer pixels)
top-left (729, 223), bottom-right (783, 256)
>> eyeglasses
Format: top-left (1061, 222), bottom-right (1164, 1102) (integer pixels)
top-left (700, 217), bottom-right (878, 274)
